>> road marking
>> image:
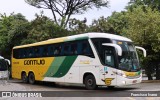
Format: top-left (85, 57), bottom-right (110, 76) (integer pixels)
top-left (126, 97), bottom-right (136, 100)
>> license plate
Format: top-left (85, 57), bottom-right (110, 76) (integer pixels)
top-left (133, 80), bottom-right (137, 83)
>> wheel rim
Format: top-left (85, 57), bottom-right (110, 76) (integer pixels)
top-left (29, 74), bottom-right (35, 83)
top-left (22, 74), bottom-right (26, 82)
top-left (87, 79), bottom-right (93, 86)
top-left (23, 76), bottom-right (26, 81)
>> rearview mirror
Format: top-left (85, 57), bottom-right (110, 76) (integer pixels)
top-left (135, 46), bottom-right (146, 57)
top-left (102, 43), bottom-right (122, 56)
top-left (5, 59), bottom-right (10, 65)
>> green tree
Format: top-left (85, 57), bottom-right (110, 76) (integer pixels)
top-left (68, 18), bottom-right (88, 34)
top-left (24, 13), bottom-right (71, 44)
top-left (125, 6), bottom-right (160, 80)
top-left (107, 11), bottom-right (128, 35)
top-left (0, 13), bottom-right (30, 59)
top-left (86, 13), bottom-right (127, 35)
top-left (127, 0), bottom-right (160, 11)
top-left (25, 0), bottom-right (109, 28)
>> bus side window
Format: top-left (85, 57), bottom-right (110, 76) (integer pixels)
top-left (19, 49), bottom-right (23, 58)
top-left (82, 42), bottom-right (88, 54)
top-left (54, 44), bottom-right (62, 56)
top-left (63, 43), bottom-right (70, 56)
top-left (49, 45), bottom-right (54, 56)
top-left (42, 46), bottom-right (49, 57)
top-left (14, 49), bottom-right (17, 58)
top-left (38, 46), bottom-right (43, 57)
top-left (23, 49), bottom-right (27, 58)
top-left (13, 49), bottom-right (19, 59)
top-left (28, 48), bottom-right (34, 57)
top-left (81, 40), bottom-right (94, 58)
top-left (71, 43), bottom-right (78, 55)
top-left (34, 47), bottom-right (40, 57)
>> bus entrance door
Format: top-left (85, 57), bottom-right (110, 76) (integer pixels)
top-left (103, 48), bottom-right (117, 86)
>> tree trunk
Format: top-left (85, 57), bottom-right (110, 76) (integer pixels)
top-left (147, 73), bottom-right (153, 80)
top-left (146, 62), bottom-right (153, 80)
top-left (156, 63), bottom-right (160, 80)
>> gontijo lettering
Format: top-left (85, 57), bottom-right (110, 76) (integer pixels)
top-left (24, 59), bottom-right (45, 65)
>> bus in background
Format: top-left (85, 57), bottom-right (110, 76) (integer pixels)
top-left (0, 56), bottom-right (10, 80)
top-left (12, 33), bottom-right (146, 90)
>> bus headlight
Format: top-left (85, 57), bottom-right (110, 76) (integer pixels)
top-left (122, 74), bottom-right (126, 78)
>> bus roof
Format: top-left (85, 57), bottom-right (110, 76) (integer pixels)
top-left (13, 32), bottom-right (132, 49)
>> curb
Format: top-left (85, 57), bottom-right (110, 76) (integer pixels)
top-left (142, 80), bottom-right (160, 83)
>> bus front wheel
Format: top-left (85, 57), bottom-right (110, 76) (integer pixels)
top-left (21, 72), bottom-right (28, 83)
top-left (28, 72), bottom-right (35, 84)
top-left (84, 75), bottom-right (97, 90)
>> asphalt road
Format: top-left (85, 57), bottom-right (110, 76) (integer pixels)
top-left (0, 79), bottom-right (160, 100)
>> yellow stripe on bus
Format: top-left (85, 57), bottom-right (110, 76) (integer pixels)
top-left (12, 57), bottom-right (55, 80)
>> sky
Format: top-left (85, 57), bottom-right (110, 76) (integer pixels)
top-left (0, 0), bottom-right (130, 25)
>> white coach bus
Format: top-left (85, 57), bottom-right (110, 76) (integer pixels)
top-left (12, 33), bottom-right (146, 90)
top-left (0, 56), bottom-right (10, 79)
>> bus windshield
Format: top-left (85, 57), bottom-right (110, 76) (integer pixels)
top-left (113, 40), bottom-right (140, 72)
top-left (0, 59), bottom-right (7, 71)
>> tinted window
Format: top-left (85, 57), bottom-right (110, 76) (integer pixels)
top-left (13, 39), bottom-right (95, 59)
top-left (80, 40), bottom-right (94, 58)
top-left (42, 46), bottom-right (49, 56)
top-left (34, 47), bottom-right (40, 57)
top-left (71, 43), bottom-right (78, 55)
top-left (91, 38), bottom-right (112, 65)
top-left (63, 43), bottom-right (70, 56)
top-left (0, 59), bottom-right (7, 71)
top-left (54, 44), bottom-right (62, 56)
top-left (48, 46), bottom-right (54, 56)
top-left (28, 48), bottom-right (34, 57)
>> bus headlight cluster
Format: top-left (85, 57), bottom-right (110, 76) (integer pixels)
top-left (122, 74), bottom-right (126, 78)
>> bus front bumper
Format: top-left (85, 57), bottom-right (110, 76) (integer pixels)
top-left (116, 76), bottom-right (142, 86)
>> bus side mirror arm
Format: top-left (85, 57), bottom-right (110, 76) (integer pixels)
top-left (135, 46), bottom-right (146, 57)
top-left (5, 59), bottom-right (10, 65)
top-left (102, 43), bottom-right (122, 56)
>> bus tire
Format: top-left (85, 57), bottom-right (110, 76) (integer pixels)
top-left (84, 74), bottom-right (97, 90)
top-left (28, 72), bottom-right (35, 84)
top-left (21, 72), bottom-right (28, 83)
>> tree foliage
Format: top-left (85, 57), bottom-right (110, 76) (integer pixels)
top-left (0, 13), bottom-right (30, 58)
top-left (125, 6), bottom-right (160, 53)
top-left (124, 6), bottom-right (160, 79)
top-left (25, 0), bottom-right (109, 28)
top-left (127, 0), bottom-right (160, 11)
top-left (23, 12), bottom-right (72, 44)
top-left (68, 18), bottom-right (88, 34)
top-left (107, 11), bottom-right (127, 35)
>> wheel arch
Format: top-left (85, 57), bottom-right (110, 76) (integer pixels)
top-left (21, 71), bottom-right (27, 77)
top-left (83, 72), bottom-right (96, 84)
top-left (28, 71), bottom-right (34, 77)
